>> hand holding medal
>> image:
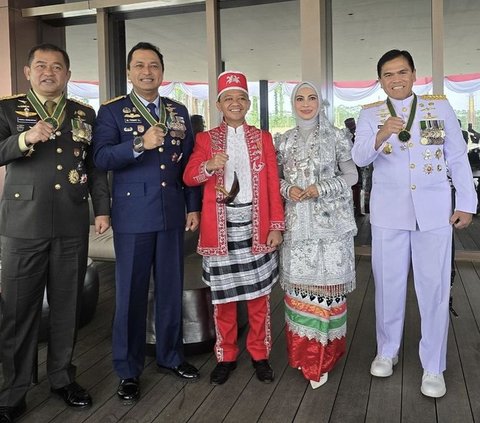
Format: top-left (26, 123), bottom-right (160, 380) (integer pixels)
top-left (386, 93), bottom-right (417, 142)
top-left (143, 125), bottom-right (166, 150)
top-left (24, 120), bottom-right (57, 145)
top-left (25, 89), bottom-right (65, 143)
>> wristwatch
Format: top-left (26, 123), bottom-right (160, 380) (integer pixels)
top-left (133, 136), bottom-right (144, 153)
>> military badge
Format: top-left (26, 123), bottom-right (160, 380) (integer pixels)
top-left (437, 165), bottom-right (442, 172)
top-left (383, 142), bottom-right (393, 154)
top-left (124, 113), bottom-right (141, 119)
top-left (73, 148), bottom-right (81, 157)
top-left (68, 169), bottom-right (80, 184)
top-left (124, 127), bottom-right (133, 132)
top-left (71, 119), bottom-right (92, 144)
top-left (15, 109), bottom-right (38, 118)
top-left (423, 149), bottom-right (431, 160)
top-left (171, 152), bottom-right (178, 162)
top-left (137, 125), bottom-right (145, 133)
top-left (420, 120), bottom-right (445, 145)
top-left (423, 164), bottom-right (433, 175)
top-left (80, 174), bottom-right (88, 184)
top-left (435, 148), bottom-right (443, 159)
top-left (122, 107), bottom-right (131, 114)
top-left (75, 110), bottom-right (86, 120)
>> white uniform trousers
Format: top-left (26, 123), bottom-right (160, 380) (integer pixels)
top-left (371, 224), bottom-right (452, 374)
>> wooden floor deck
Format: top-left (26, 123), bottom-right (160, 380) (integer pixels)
top-left (14, 215), bottom-right (480, 422)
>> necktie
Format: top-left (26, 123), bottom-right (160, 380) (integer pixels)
top-left (45, 100), bottom-right (56, 116)
top-left (147, 103), bottom-right (159, 121)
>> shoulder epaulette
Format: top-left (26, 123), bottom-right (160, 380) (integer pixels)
top-left (102, 95), bottom-right (126, 106)
top-left (70, 97), bottom-right (94, 109)
top-left (419, 94), bottom-right (447, 100)
top-left (362, 100), bottom-right (385, 109)
top-left (0, 93), bottom-right (26, 101)
top-left (164, 97), bottom-right (186, 107)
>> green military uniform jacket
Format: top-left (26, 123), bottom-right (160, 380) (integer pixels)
top-left (0, 93), bottom-right (110, 238)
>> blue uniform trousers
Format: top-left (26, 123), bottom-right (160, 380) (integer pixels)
top-left (112, 229), bottom-right (184, 379)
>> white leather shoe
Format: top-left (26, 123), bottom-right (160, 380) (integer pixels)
top-left (310, 372), bottom-right (328, 389)
top-left (370, 355), bottom-right (399, 377)
top-left (421, 371), bottom-right (446, 398)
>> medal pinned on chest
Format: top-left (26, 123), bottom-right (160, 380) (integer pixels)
top-left (386, 94), bottom-right (417, 143)
top-left (129, 91), bottom-right (168, 133)
top-left (26, 89), bottom-right (66, 138)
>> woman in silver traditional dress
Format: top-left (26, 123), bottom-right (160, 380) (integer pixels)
top-left (275, 82), bottom-right (357, 389)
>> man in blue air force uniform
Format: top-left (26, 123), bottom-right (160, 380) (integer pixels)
top-left (93, 42), bottom-right (201, 404)
top-left (352, 49), bottom-right (477, 398)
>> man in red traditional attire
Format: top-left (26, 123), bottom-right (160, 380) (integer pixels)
top-left (183, 71), bottom-right (285, 385)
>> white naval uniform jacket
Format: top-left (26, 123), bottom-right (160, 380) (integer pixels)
top-left (352, 94), bottom-right (477, 231)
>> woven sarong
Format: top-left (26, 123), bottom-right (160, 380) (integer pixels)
top-left (285, 290), bottom-right (347, 382)
top-left (202, 204), bottom-right (278, 304)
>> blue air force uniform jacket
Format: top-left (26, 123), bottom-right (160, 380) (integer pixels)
top-left (93, 94), bottom-right (201, 233)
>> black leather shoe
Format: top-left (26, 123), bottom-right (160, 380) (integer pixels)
top-left (157, 361), bottom-right (199, 382)
top-left (0, 400), bottom-right (26, 423)
top-left (51, 381), bottom-right (92, 408)
top-left (117, 378), bottom-right (140, 404)
top-left (252, 359), bottom-right (274, 383)
top-left (210, 361), bottom-right (237, 385)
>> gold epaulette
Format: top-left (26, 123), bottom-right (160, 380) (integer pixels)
top-left (102, 95), bottom-right (126, 105)
top-left (70, 97), bottom-right (94, 109)
top-left (419, 94), bottom-right (447, 100)
top-left (361, 100), bottom-right (385, 109)
top-left (0, 93), bottom-right (26, 101)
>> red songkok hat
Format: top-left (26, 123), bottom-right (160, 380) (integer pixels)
top-left (217, 71), bottom-right (248, 100)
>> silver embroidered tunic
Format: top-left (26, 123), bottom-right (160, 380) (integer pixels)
top-left (276, 122), bottom-right (357, 297)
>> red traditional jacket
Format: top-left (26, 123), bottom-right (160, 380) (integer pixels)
top-left (183, 122), bottom-right (285, 256)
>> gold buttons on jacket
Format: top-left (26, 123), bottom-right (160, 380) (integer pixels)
top-left (56, 148), bottom-right (63, 154)
top-left (160, 164), bottom-right (166, 170)
top-left (126, 192), bottom-right (131, 196)
top-left (409, 163), bottom-right (415, 169)
top-left (158, 147), bottom-right (164, 152)
top-left (411, 184), bottom-right (416, 190)
top-left (54, 184), bottom-right (61, 190)
top-left (57, 165), bottom-right (63, 171)
top-left (161, 182), bottom-right (167, 187)
top-left (14, 193), bottom-right (20, 198)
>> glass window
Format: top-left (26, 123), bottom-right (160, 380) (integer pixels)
top-left (126, 11), bottom-right (208, 125)
top-left (220, 1), bottom-right (299, 133)
top-left (332, 0), bottom-right (432, 129)
top-left (444, 0), bottom-right (480, 137)
top-left (65, 24), bottom-right (99, 110)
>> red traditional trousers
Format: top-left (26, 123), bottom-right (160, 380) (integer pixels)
top-left (213, 294), bottom-right (271, 362)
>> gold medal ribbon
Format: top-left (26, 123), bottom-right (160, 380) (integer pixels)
top-left (386, 94), bottom-right (417, 142)
top-left (26, 89), bottom-right (66, 131)
top-left (129, 91), bottom-right (168, 132)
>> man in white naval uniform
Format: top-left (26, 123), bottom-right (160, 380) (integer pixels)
top-left (352, 49), bottom-right (477, 398)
